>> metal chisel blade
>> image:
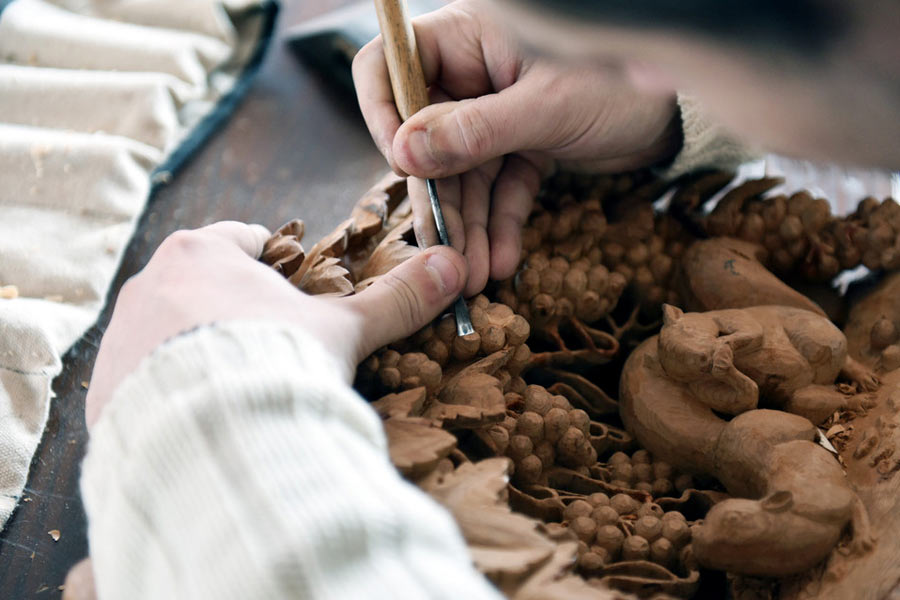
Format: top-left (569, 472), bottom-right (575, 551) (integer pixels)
top-left (426, 178), bottom-right (474, 336)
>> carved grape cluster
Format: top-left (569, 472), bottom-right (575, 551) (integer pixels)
top-left (499, 252), bottom-right (627, 327)
top-left (484, 384), bottom-right (597, 486)
top-left (598, 211), bottom-right (689, 310)
top-left (703, 177), bottom-right (900, 281)
top-left (358, 295), bottom-right (532, 397)
top-left (561, 494), bottom-right (694, 575)
top-left (606, 449), bottom-right (695, 498)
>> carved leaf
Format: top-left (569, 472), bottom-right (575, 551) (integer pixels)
top-left (425, 373), bottom-right (506, 428)
top-left (261, 219), bottom-right (306, 276)
top-left (347, 172), bottom-right (408, 247)
top-left (383, 417), bottom-right (456, 479)
top-left (371, 387), bottom-right (428, 420)
top-left (439, 350), bottom-right (511, 390)
top-left (421, 459), bottom-right (558, 590)
top-left (418, 351), bottom-right (511, 428)
top-left (355, 215), bottom-right (419, 291)
top-left (514, 543), bottom-right (622, 600)
top-left (291, 218), bottom-right (354, 286)
top-left (274, 219), bottom-right (305, 240)
top-left (291, 255), bottom-right (353, 297)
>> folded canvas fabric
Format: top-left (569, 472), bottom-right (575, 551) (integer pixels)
top-left (0, 0), bottom-right (276, 527)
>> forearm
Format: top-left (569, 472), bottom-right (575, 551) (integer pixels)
top-left (81, 320), bottom-right (501, 600)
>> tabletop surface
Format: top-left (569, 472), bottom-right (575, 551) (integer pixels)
top-left (0, 0), bottom-right (385, 595)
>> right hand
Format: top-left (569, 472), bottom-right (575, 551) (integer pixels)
top-left (353, 0), bottom-right (681, 296)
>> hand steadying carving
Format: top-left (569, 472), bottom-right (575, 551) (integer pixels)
top-left (85, 221), bottom-right (468, 428)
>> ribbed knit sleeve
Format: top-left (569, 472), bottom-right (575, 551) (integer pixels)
top-left (659, 93), bottom-right (760, 179)
top-left (80, 320), bottom-right (503, 600)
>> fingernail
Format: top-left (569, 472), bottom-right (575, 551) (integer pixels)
top-left (406, 129), bottom-right (439, 172)
top-left (425, 251), bottom-right (460, 296)
top-left (414, 224), bottom-right (428, 249)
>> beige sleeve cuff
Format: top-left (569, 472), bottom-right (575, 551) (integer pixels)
top-left (659, 93), bottom-right (760, 179)
top-left (80, 320), bottom-right (502, 600)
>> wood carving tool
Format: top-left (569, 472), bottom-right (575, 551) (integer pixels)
top-left (374, 0), bottom-right (475, 337)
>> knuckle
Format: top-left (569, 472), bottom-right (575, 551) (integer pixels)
top-left (381, 271), bottom-right (425, 332)
top-left (159, 229), bottom-right (202, 256)
top-left (350, 49), bottom-right (366, 79)
top-left (455, 105), bottom-right (495, 160)
top-left (352, 38), bottom-right (379, 78)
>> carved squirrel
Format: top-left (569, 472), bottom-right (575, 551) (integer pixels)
top-left (620, 305), bottom-right (877, 576)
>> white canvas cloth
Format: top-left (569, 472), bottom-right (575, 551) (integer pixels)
top-left (0, 0), bottom-right (271, 527)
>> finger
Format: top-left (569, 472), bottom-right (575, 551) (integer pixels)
top-left (198, 221), bottom-right (271, 259)
top-left (409, 176), bottom-right (465, 255)
top-left (352, 37), bottom-right (406, 173)
top-left (412, 7), bottom-right (517, 98)
top-left (488, 153), bottom-right (547, 280)
top-left (408, 176), bottom-right (438, 249)
top-left (62, 558), bottom-right (96, 600)
top-left (346, 245), bottom-right (467, 357)
top-left (392, 78), bottom-right (552, 179)
top-left (352, 7), bottom-right (464, 169)
top-left (460, 159), bottom-right (503, 296)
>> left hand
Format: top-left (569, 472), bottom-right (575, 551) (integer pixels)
top-left (85, 221), bottom-right (468, 428)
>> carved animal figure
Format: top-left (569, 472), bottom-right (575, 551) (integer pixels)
top-left (658, 304), bottom-right (878, 425)
top-left (677, 238), bottom-right (826, 316)
top-left (620, 305), bottom-right (877, 576)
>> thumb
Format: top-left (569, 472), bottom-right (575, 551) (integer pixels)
top-left (346, 246), bottom-right (467, 357)
top-left (392, 85), bottom-right (542, 178)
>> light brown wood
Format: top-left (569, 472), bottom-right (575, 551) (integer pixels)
top-left (374, 0), bottom-right (430, 121)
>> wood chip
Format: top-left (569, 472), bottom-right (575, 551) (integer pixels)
top-left (48, 529), bottom-right (60, 542)
top-left (0, 285), bottom-right (19, 299)
top-left (826, 424), bottom-right (845, 438)
top-left (80, 381), bottom-right (89, 390)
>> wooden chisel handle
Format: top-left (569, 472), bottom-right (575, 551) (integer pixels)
top-left (374, 0), bottom-right (429, 121)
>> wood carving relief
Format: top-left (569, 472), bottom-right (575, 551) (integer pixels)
top-left (261, 169), bottom-right (900, 599)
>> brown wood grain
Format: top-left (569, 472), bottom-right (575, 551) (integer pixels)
top-left (0, 0), bottom-right (387, 596)
top-left (374, 0), bottom-right (429, 121)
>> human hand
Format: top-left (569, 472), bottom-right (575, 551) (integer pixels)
top-left (62, 558), bottom-right (96, 600)
top-left (85, 221), bottom-right (467, 428)
top-left (353, 0), bottom-right (681, 296)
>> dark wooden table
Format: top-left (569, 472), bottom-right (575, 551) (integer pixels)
top-left (0, 1), bottom-right (387, 596)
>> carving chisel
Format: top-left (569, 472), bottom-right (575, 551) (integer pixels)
top-left (374, 0), bottom-right (475, 337)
